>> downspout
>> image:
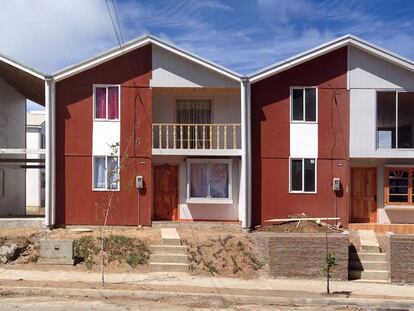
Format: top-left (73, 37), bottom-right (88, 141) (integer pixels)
top-left (45, 76), bottom-right (55, 227)
top-left (240, 77), bottom-right (251, 229)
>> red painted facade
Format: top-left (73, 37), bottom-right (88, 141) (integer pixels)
top-left (251, 47), bottom-right (350, 227)
top-left (55, 45), bottom-right (153, 226)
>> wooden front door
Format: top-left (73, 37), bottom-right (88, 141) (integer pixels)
top-left (153, 165), bottom-right (179, 221)
top-left (351, 167), bottom-right (377, 223)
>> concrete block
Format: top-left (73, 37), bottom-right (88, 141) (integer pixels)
top-left (39, 239), bottom-right (74, 265)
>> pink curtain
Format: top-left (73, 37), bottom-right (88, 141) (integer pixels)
top-left (95, 87), bottom-right (106, 119)
top-left (108, 86), bottom-right (119, 119)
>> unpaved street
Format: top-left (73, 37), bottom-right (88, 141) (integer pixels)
top-left (0, 295), bottom-right (366, 311)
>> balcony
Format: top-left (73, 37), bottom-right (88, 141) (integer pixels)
top-left (152, 123), bottom-right (241, 156)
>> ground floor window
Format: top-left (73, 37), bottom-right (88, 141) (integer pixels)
top-left (93, 156), bottom-right (119, 190)
top-left (385, 167), bottom-right (414, 205)
top-left (290, 158), bottom-right (316, 193)
top-left (187, 159), bottom-right (232, 201)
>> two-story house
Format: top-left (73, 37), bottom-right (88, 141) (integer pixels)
top-left (250, 35), bottom-right (414, 228)
top-left (51, 36), bottom-right (248, 226)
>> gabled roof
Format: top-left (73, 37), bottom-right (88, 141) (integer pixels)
top-left (0, 52), bottom-right (46, 104)
top-left (52, 34), bottom-right (242, 82)
top-left (249, 34), bottom-right (414, 83)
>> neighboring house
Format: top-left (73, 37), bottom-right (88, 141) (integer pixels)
top-left (250, 35), bottom-right (414, 227)
top-left (26, 111), bottom-right (45, 214)
top-left (0, 53), bottom-right (45, 217)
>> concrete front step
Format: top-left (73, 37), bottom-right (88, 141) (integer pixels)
top-left (149, 262), bottom-right (189, 273)
top-left (349, 269), bottom-right (389, 281)
top-left (349, 260), bottom-right (388, 271)
top-left (349, 252), bottom-right (387, 262)
top-left (360, 245), bottom-right (380, 253)
top-left (160, 228), bottom-right (181, 246)
top-left (150, 245), bottom-right (187, 254)
top-left (150, 253), bottom-right (188, 264)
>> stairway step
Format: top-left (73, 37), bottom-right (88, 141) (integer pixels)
top-left (150, 245), bottom-right (188, 254)
top-left (349, 260), bottom-right (388, 271)
top-left (349, 269), bottom-right (389, 281)
top-left (161, 238), bottom-right (181, 246)
top-left (349, 252), bottom-right (387, 262)
top-left (149, 262), bottom-right (189, 273)
top-left (160, 228), bottom-right (181, 246)
top-left (150, 253), bottom-right (188, 264)
top-left (360, 245), bottom-right (380, 253)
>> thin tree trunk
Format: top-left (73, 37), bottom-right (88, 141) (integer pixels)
top-left (327, 268), bottom-right (330, 294)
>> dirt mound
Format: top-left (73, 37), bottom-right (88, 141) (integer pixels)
top-left (257, 214), bottom-right (342, 233)
top-left (180, 227), bottom-right (263, 278)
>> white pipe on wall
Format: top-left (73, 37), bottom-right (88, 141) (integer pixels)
top-left (45, 77), bottom-right (56, 227)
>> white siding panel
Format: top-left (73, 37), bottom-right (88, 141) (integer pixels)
top-left (349, 46), bottom-right (414, 90)
top-left (151, 45), bottom-right (239, 88)
top-left (290, 123), bottom-right (318, 158)
top-left (92, 121), bottom-right (120, 155)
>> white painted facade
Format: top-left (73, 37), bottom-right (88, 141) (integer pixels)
top-left (26, 112), bottom-right (45, 209)
top-left (92, 121), bottom-right (121, 155)
top-left (151, 45), bottom-right (239, 88)
top-left (0, 77), bottom-right (26, 216)
top-left (290, 123), bottom-right (318, 158)
top-left (150, 44), bottom-right (243, 223)
top-left (348, 46), bottom-right (414, 223)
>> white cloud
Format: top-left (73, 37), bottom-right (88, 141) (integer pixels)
top-left (0, 0), bottom-right (119, 72)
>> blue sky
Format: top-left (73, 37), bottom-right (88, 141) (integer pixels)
top-left (0, 0), bottom-right (413, 110)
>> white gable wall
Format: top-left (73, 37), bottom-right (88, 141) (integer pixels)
top-left (349, 46), bottom-right (414, 158)
top-left (151, 45), bottom-right (239, 88)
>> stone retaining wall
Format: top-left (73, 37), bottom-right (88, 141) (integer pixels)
top-left (388, 233), bottom-right (414, 284)
top-left (252, 232), bottom-right (349, 280)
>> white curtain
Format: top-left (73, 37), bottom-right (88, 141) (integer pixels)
top-left (94, 157), bottom-right (106, 189)
top-left (210, 164), bottom-right (228, 198)
top-left (107, 156), bottom-right (119, 190)
top-left (190, 163), bottom-right (208, 197)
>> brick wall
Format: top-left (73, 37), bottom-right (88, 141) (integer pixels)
top-left (388, 234), bottom-right (414, 284)
top-left (251, 232), bottom-right (349, 280)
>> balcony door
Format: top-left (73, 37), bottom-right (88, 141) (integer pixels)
top-left (176, 99), bottom-right (211, 149)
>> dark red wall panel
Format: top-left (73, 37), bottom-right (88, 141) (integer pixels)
top-left (251, 47), bottom-right (350, 227)
top-left (55, 45), bottom-right (152, 226)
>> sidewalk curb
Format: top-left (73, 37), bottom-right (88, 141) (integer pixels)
top-left (1, 285), bottom-right (414, 309)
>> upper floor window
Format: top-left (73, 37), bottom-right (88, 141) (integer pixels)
top-left (291, 87), bottom-right (317, 122)
top-left (94, 85), bottom-right (120, 120)
top-left (377, 91), bottom-right (414, 149)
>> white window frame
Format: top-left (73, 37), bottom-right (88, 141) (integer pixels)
top-left (92, 84), bottom-right (121, 121)
top-left (290, 86), bottom-right (318, 123)
top-left (92, 155), bottom-right (120, 191)
top-left (289, 157), bottom-right (317, 194)
top-left (186, 158), bottom-right (233, 204)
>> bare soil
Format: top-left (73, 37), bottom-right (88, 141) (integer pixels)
top-left (179, 227), bottom-right (263, 279)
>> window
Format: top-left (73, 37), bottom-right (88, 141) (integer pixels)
top-left (94, 85), bottom-right (120, 120)
top-left (291, 88), bottom-right (317, 122)
top-left (385, 167), bottom-right (414, 205)
top-left (93, 156), bottom-right (119, 190)
top-left (187, 160), bottom-right (231, 201)
top-left (377, 91), bottom-right (414, 149)
top-left (176, 99), bottom-right (212, 148)
top-left (290, 158), bottom-right (316, 193)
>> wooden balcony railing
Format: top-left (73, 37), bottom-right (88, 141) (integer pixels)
top-left (152, 123), bottom-right (241, 150)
